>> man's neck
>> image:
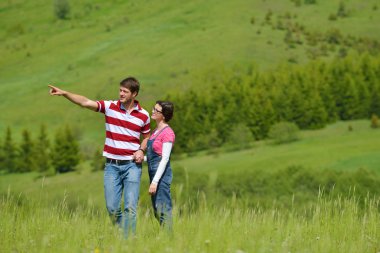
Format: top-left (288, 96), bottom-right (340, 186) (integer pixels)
top-left (121, 99), bottom-right (135, 112)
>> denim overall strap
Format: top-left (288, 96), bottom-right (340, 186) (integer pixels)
top-left (147, 126), bottom-right (170, 161)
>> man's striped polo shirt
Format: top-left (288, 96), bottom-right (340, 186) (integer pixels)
top-left (96, 100), bottom-right (150, 160)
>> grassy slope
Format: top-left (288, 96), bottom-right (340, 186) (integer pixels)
top-left (1, 0), bottom-right (380, 143)
top-left (0, 120), bottom-right (379, 252)
top-left (0, 120), bottom-right (378, 209)
top-left (176, 120), bottom-right (380, 175)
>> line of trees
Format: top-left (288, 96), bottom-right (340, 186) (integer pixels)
top-left (0, 125), bottom-right (80, 174)
top-left (168, 53), bottom-right (380, 153)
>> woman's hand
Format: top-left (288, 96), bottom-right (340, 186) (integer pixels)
top-left (149, 183), bottom-right (158, 195)
top-left (133, 149), bottom-right (144, 163)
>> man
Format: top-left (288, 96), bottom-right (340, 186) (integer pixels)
top-left (48, 77), bottom-right (150, 236)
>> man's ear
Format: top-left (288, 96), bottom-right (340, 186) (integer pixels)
top-left (132, 91), bottom-right (138, 98)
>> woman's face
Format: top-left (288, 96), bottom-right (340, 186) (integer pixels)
top-left (151, 104), bottom-right (164, 121)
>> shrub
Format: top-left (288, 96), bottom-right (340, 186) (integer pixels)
top-left (54, 0), bottom-right (70, 20)
top-left (265, 10), bottom-right (273, 23)
top-left (91, 149), bottom-right (104, 172)
top-left (371, 114), bottom-right (380, 128)
top-left (328, 13), bottom-right (337, 21)
top-left (337, 1), bottom-right (349, 18)
top-left (325, 28), bottom-right (342, 44)
top-left (304, 0), bottom-right (316, 4)
top-left (226, 123), bottom-right (254, 149)
top-left (7, 23), bottom-right (25, 36)
top-left (250, 16), bottom-right (255, 25)
top-left (288, 55), bottom-right (298, 63)
top-left (291, 0), bottom-right (302, 7)
top-left (268, 122), bottom-right (300, 144)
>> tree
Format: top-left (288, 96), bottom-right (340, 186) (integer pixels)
top-left (305, 89), bottom-right (328, 129)
top-left (246, 86), bottom-right (276, 139)
top-left (54, 0), bottom-right (70, 19)
top-left (35, 125), bottom-right (52, 173)
top-left (0, 137), bottom-right (4, 172)
top-left (293, 78), bottom-right (328, 130)
top-left (18, 129), bottom-right (36, 173)
top-left (3, 127), bottom-right (17, 173)
top-left (318, 81), bottom-right (338, 123)
top-left (355, 80), bottom-right (371, 118)
top-left (52, 126), bottom-right (80, 173)
top-left (270, 71), bottom-right (294, 122)
top-left (370, 81), bottom-right (380, 116)
top-left (339, 74), bottom-right (360, 120)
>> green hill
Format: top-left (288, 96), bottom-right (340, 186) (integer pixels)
top-left (175, 120), bottom-right (380, 174)
top-left (1, 0), bottom-right (380, 145)
top-left (1, 120), bottom-right (379, 208)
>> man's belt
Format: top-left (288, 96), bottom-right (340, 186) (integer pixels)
top-left (106, 158), bottom-right (133, 165)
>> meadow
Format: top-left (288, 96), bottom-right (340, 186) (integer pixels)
top-left (1, 191), bottom-right (379, 253)
top-left (1, 120), bottom-right (379, 252)
top-left (1, 1), bottom-right (380, 251)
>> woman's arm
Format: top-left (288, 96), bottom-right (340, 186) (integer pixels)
top-left (149, 142), bottom-right (173, 195)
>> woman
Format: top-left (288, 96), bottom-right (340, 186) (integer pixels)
top-left (146, 100), bottom-right (175, 229)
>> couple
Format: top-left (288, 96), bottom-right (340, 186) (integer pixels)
top-left (48, 77), bottom-right (174, 236)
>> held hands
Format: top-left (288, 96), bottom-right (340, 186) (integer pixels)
top-left (149, 182), bottom-right (158, 195)
top-left (133, 149), bottom-right (144, 163)
top-left (48, 85), bottom-right (66, 96)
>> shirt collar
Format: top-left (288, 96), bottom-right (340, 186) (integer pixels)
top-left (118, 100), bottom-right (142, 112)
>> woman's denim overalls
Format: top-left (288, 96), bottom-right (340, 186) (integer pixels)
top-left (147, 127), bottom-right (173, 229)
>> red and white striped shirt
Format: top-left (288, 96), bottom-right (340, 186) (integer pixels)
top-left (96, 100), bottom-right (150, 160)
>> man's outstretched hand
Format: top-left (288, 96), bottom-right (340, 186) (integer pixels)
top-left (48, 85), bottom-right (66, 96)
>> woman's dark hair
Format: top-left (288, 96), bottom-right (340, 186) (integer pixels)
top-left (156, 100), bottom-right (174, 122)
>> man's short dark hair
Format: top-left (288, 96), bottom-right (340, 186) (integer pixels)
top-left (120, 77), bottom-right (140, 95)
top-left (157, 101), bottom-right (174, 122)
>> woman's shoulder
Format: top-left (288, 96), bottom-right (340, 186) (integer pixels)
top-left (161, 126), bottom-right (175, 140)
top-left (165, 126), bottom-right (175, 133)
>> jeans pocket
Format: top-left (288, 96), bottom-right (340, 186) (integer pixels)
top-left (127, 163), bottom-right (142, 182)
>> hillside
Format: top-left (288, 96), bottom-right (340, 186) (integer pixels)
top-left (1, 0), bottom-right (380, 145)
top-left (1, 119), bottom-right (379, 209)
top-left (175, 120), bottom-right (380, 174)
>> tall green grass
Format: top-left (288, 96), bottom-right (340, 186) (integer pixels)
top-left (1, 189), bottom-right (379, 253)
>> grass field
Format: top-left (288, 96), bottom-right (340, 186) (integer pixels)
top-left (1, 1), bottom-right (380, 251)
top-left (0, 120), bottom-right (379, 252)
top-left (1, 192), bottom-right (379, 253)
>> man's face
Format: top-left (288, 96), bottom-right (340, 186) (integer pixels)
top-left (119, 86), bottom-right (137, 103)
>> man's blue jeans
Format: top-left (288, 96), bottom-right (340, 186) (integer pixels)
top-left (104, 161), bottom-right (142, 237)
